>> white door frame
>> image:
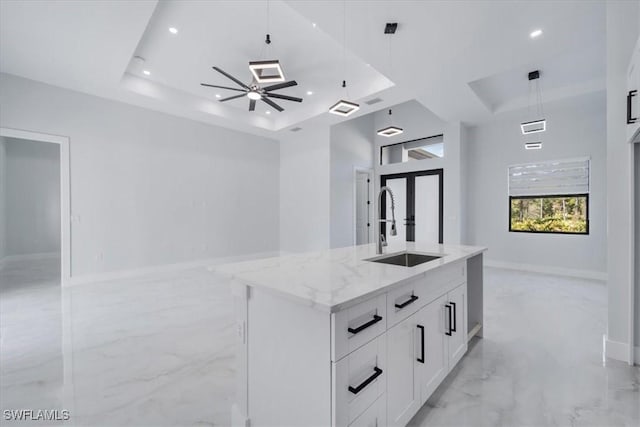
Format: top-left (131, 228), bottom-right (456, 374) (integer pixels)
top-left (353, 167), bottom-right (374, 245)
top-left (0, 127), bottom-right (71, 286)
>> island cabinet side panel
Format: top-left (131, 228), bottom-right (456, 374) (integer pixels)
top-left (247, 287), bottom-right (332, 427)
top-left (466, 253), bottom-right (484, 339)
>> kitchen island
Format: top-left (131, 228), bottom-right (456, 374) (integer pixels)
top-left (215, 242), bottom-right (486, 427)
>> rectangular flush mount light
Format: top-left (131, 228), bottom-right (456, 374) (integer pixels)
top-left (520, 119), bottom-right (546, 135)
top-left (329, 100), bottom-right (360, 117)
top-left (249, 60), bottom-right (285, 83)
top-left (525, 142), bottom-right (542, 150)
top-left (377, 126), bottom-right (404, 137)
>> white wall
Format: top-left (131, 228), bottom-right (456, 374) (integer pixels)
top-left (0, 137), bottom-right (5, 260)
top-left (373, 100), bottom-right (463, 244)
top-left (330, 114), bottom-right (374, 248)
top-left (4, 138), bottom-right (61, 256)
top-left (606, 0), bottom-right (639, 356)
top-left (279, 124), bottom-right (330, 253)
top-left (635, 143), bottom-right (640, 347)
top-left (0, 73), bottom-right (280, 278)
top-left (465, 91), bottom-right (607, 275)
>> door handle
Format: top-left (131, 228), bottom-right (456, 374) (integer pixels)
top-left (417, 325), bottom-right (425, 363)
top-left (395, 294), bottom-right (419, 309)
top-left (628, 90), bottom-right (637, 124)
top-left (450, 302), bottom-right (457, 333)
top-left (348, 367), bottom-right (383, 394)
top-left (445, 304), bottom-right (452, 336)
top-left (348, 314), bottom-right (383, 335)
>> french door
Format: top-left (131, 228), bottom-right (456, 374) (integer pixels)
top-left (381, 169), bottom-right (443, 244)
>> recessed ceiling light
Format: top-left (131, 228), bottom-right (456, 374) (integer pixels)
top-left (266, 111), bottom-right (271, 115)
top-left (169, 27), bottom-right (178, 34)
top-left (312, 22), bottom-right (317, 28)
top-left (143, 70), bottom-right (151, 76)
top-left (525, 142), bottom-right (542, 150)
top-left (307, 91), bottom-right (313, 95)
top-left (215, 94), bottom-right (221, 98)
top-left (530, 29), bottom-right (543, 39)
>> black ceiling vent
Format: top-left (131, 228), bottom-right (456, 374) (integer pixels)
top-left (528, 70), bottom-right (540, 80)
top-left (384, 22), bottom-right (398, 34)
top-left (365, 97), bottom-right (383, 105)
top-left (290, 127), bottom-right (303, 132)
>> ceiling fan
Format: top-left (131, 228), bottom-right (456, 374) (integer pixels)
top-left (201, 66), bottom-right (303, 112)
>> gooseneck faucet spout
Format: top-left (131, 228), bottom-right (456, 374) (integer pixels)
top-left (377, 186), bottom-right (397, 254)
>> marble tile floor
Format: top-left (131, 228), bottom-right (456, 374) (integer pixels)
top-left (0, 258), bottom-right (638, 426)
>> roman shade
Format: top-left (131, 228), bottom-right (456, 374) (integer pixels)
top-left (508, 157), bottom-right (590, 197)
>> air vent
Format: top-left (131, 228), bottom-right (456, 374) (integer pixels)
top-left (290, 127), bottom-right (303, 132)
top-left (365, 97), bottom-right (383, 105)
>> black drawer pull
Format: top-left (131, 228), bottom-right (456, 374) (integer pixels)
top-left (628, 90), bottom-right (637, 124)
top-left (417, 325), bottom-right (425, 364)
top-left (445, 304), bottom-right (452, 336)
top-left (395, 294), bottom-right (419, 309)
top-left (348, 367), bottom-right (383, 394)
top-left (450, 302), bottom-right (457, 332)
top-left (348, 314), bottom-right (383, 334)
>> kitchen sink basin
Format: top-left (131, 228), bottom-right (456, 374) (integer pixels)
top-left (365, 252), bottom-right (443, 267)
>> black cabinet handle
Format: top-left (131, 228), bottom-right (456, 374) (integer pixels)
top-left (348, 367), bottom-right (383, 394)
top-left (445, 304), bottom-right (452, 336)
top-left (450, 302), bottom-right (457, 333)
top-left (395, 294), bottom-right (419, 309)
top-left (417, 325), bottom-right (425, 364)
top-left (348, 314), bottom-right (383, 334)
top-left (628, 90), bottom-right (637, 124)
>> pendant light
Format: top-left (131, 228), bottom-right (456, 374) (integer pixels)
top-left (377, 109), bottom-right (403, 137)
top-left (377, 24), bottom-right (403, 137)
top-left (521, 70), bottom-right (546, 135)
top-left (328, 1), bottom-right (360, 117)
top-left (249, 1), bottom-right (285, 83)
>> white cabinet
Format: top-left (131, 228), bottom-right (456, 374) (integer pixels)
top-left (386, 283), bottom-right (467, 426)
top-left (446, 283), bottom-right (468, 367)
top-left (627, 35), bottom-right (640, 142)
top-left (416, 294), bottom-right (448, 403)
top-left (386, 312), bottom-right (421, 426)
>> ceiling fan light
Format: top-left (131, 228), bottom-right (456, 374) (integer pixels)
top-left (249, 60), bottom-right (285, 83)
top-left (520, 119), bottom-right (546, 135)
top-left (247, 91), bottom-right (262, 100)
top-left (328, 100), bottom-right (360, 117)
top-left (377, 126), bottom-right (404, 137)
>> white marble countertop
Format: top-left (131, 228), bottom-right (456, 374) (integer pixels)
top-left (212, 242), bottom-right (486, 312)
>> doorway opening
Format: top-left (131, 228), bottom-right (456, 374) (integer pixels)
top-left (354, 168), bottom-right (374, 245)
top-left (381, 169), bottom-right (443, 244)
top-left (0, 128), bottom-right (70, 286)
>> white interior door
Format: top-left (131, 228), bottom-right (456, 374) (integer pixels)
top-left (355, 171), bottom-right (371, 245)
top-left (414, 174), bottom-right (440, 244)
top-left (384, 177), bottom-right (406, 245)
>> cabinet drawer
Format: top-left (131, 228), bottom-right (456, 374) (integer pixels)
top-left (332, 294), bottom-right (387, 361)
top-left (421, 261), bottom-right (466, 305)
top-left (386, 277), bottom-right (427, 328)
top-left (333, 334), bottom-right (387, 427)
top-left (348, 393), bottom-right (386, 427)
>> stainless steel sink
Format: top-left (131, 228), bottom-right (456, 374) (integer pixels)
top-left (365, 252), bottom-right (443, 267)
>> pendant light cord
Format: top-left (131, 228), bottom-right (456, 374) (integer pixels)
top-left (343, 0), bottom-right (349, 98)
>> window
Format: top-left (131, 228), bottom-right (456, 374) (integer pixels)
top-left (380, 135), bottom-right (444, 165)
top-left (508, 158), bottom-right (590, 235)
top-left (509, 194), bottom-right (588, 234)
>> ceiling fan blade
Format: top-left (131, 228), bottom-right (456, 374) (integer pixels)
top-left (265, 93), bottom-right (303, 103)
top-left (219, 93), bottom-right (247, 102)
top-left (249, 99), bottom-right (256, 111)
top-left (201, 83), bottom-right (246, 92)
top-left (262, 80), bottom-right (297, 91)
top-left (212, 66), bottom-right (251, 90)
top-left (262, 97), bottom-right (284, 112)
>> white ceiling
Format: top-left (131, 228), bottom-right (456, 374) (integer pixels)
top-left (0, 0), bottom-right (607, 136)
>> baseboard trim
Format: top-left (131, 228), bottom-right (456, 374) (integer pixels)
top-left (2, 252), bottom-right (60, 262)
top-left (67, 251), bottom-right (282, 287)
top-left (484, 259), bottom-right (607, 281)
top-left (604, 336), bottom-right (634, 364)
